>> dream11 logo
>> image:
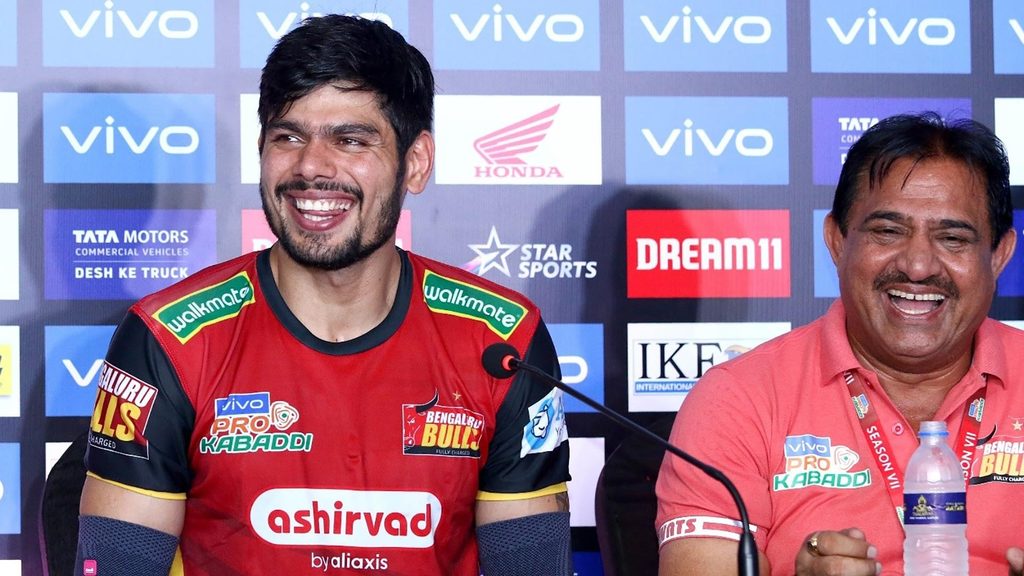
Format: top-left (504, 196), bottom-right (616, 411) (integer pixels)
top-left (626, 209), bottom-right (791, 298)
top-left (42, 0), bottom-right (214, 67)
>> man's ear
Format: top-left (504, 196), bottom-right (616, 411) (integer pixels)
top-left (402, 131), bottom-right (434, 196)
top-left (823, 212), bottom-right (845, 267)
top-left (992, 228), bottom-right (1018, 278)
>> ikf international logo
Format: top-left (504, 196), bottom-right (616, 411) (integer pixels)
top-left (0, 326), bottom-right (20, 418)
top-left (434, 0), bottom-right (599, 70)
top-left (0, 443), bottom-right (19, 534)
top-left (627, 322), bottom-right (790, 412)
top-left (435, 95), bottom-right (602, 185)
top-left (548, 324), bottom-right (603, 414)
top-left (994, 0), bottom-right (1024, 74)
top-left (43, 0), bottom-right (214, 67)
top-left (995, 99), bottom-right (1024, 186)
top-left (239, 0), bottom-right (409, 68)
top-left (43, 93), bottom-right (216, 184)
top-left (0, 1), bottom-right (14, 66)
top-left (627, 210), bottom-right (790, 298)
top-left (0, 93), bottom-right (17, 183)
top-left (45, 325), bottom-right (116, 417)
top-left (624, 0), bottom-right (787, 72)
top-left (809, 0), bottom-right (970, 73)
top-left (625, 97), bottom-right (789, 185)
top-left (0, 210), bottom-right (18, 301)
top-left (44, 209), bottom-right (218, 300)
top-left (811, 98), bottom-right (972, 185)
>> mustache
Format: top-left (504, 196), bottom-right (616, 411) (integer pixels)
top-left (872, 270), bottom-right (959, 299)
top-left (274, 180), bottom-right (363, 202)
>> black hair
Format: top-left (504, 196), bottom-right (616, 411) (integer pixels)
top-left (832, 111), bottom-right (1013, 249)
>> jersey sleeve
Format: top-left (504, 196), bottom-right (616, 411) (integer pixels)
top-left (478, 319), bottom-right (571, 496)
top-left (85, 309), bottom-right (195, 496)
top-left (654, 363), bottom-right (773, 549)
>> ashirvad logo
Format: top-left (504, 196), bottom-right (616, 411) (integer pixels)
top-left (0, 93), bottom-right (17, 184)
top-left (44, 325), bottom-right (116, 417)
top-left (625, 97), bottom-right (788, 185)
top-left (0, 443), bottom-right (19, 534)
top-left (627, 322), bottom-right (790, 412)
top-left (813, 210), bottom-right (839, 299)
top-left (43, 209), bottom-right (218, 301)
top-left (0, 2), bottom-right (14, 66)
top-left (239, 0), bottom-right (409, 68)
top-left (43, 93), bottom-right (215, 184)
top-left (810, 0), bottom-right (970, 73)
top-left (811, 98), bottom-right (972, 186)
top-left (995, 99), bottom-right (1024, 186)
top-left (0, 210), bottom-right (18, 300)
top-left (996, 210), bottom-right (1024, 296)
top-left (994, 0), bottom-right (1024, 74)
top-left (627, 209), bottom-right (790, 298)
top-left (624, 0), bottom-right (787, 72)
top-left (43, 0), bottom-right (213, 67)
top-left (548, 323), bottom-right (604, 414)
top-left (0, 326), bottom-right (20, 418)
top-left (435, 0), bottom-right (599, 71)
top-left (154, 272), bottom-right (256, 344)
top-left (435, 95), bottom-right (602, 185)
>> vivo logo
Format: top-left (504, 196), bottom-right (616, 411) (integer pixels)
top-left (61, 116), bottom-right (198, 155)
top-left (826, 8), bottom-right (955, 46)
top-left (257, 2), bottom-right (393, 40)
top-left (1011, 19), bottom-right (1024, 43)
top-left (215, 392), bottom-right (271, 417)
top-left (784, 434), bottom-right (832, 458)
top-left (643, 121), bottom-right (773, 157)
top-left (558, 355), bottom-right (587, 386)
top-left (63, 359), bottom-right (103, 388)
top-left (641, 6), bottom-right (771, 44)
top-left (60, 1), bottom-right (198, 39)
top-left (451, 4), bottom-right (584, 42)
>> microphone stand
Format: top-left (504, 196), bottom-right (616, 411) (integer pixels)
top-left (507, 356), bottom-right (759, 576)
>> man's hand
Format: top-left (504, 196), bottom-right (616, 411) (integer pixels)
top-left (795, 528), bottom-right (880, 576)
top-left (1008, 546), bottom-right (1024, 576)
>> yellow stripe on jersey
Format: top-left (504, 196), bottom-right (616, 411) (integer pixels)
top-left (476, 482), bottom-right (568, 502)
top-left (87, 471), bottom-right (187, 501)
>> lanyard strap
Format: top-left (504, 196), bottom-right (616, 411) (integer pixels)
top-left (844, 370), bottom-right (986, 524)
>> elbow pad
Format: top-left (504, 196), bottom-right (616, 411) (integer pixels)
top-left (75, 515), bottom-right (178, 576)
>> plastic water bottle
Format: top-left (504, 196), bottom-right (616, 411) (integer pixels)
top-left (903, 420), bottom-right (969, 575)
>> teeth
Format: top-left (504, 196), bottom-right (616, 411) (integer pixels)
top-left (294, 198), bottom-right (352, 212)
top-left (887, 289), bottom-right (945, 302)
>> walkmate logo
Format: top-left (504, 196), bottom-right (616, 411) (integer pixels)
top-left (154, 272), bottom-right (256, 344)
top-left (435, 95), bottom-right (602, 185)
top-left (625, 96), bottom-right (788, 185)
top-left (627, 322), bottom-right (789, 413)
top-left (403, 392), bottom-right (485, 458)
top-left (435, 0), bottom-right (599, 70)
top-left (810, 0), bottom-right (970, 73)
top-left (773, 434), bottom-right (871, 491)
top-left (970, 432), bottom-right (1024, 485)
top-left (200, 391), bottom-right (311, 455)
top-left (994, 0), bottom-right (1024, 74)
top-left (43, 0), bottom-right (213, 67)
top-left (521, 388), bottom-right (568, 457)
top-left (43, 92), bottom-right (216, 183)
top-left (627, 210), bottom-right (790, 298)
top-left (89, 362), bottom-right (158, 459)
top-left (250, 488), bottom-right (440, 548)
top-left (422, 270), bottom-right (527, 339)
top-left (464, 226), bottom-right (597, 280)
top-left (625, 0), bottom-right (787, 72)
top-left (239, 0), bottom-right (408, 68)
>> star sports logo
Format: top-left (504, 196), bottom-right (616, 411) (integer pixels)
top-left (465, 227), bottom-right (518, 277)
top-left (464, 226), bottom-right (598, 280)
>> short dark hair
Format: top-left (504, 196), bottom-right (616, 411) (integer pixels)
top-left (258, 14), bottom-right (434, 156)
top-left (831, 112), bottom-right (1013, 249)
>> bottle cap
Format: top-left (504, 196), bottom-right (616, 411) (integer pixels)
top-left (918, 420), bottom-right (948, 436)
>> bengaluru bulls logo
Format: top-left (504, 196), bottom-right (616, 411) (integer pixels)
top-left (403, 392), bottom-right (485, 458)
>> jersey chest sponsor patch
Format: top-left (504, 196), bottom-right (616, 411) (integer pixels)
top-left (199, 391), bottom-right (313, 455)
top-left (773, 433), bottom-right (871, 491)
top-left (421, 269), bottom-right (527, 339)
top-left (152, 271), bottom-right (255, 343)
top-left (403, 392), bottom-right (485, 458)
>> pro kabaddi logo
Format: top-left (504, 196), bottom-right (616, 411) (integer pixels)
top-left (153, 272), bottom-right (256, 343)
top-left (403, 392), bottom-right (485, 458)
top-left (422, 270), bottom-right (526, 339)
top-left (89, 362), bottom-right (158, 460)
top-left (199, 391), bottom-right (312, 455)
top-left (773, 434), bottom-right (871, 491)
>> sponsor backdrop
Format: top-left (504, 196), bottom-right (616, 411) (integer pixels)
top-left (0, 0), bottom-right (1022, 573)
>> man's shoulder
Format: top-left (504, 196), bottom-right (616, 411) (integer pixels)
top-left (406, 250), bottom-right (539, 311)
top-left (131, 252), bottom-right (260, 325)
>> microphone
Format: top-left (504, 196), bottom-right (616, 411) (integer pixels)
top-left (482, 342), bottom-right (759, 576)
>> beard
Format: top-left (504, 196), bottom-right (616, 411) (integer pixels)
top-left (261, 168), bottom-right (405, 271)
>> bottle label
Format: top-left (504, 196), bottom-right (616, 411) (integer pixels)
top-left (902, 491), bottom-right (967, 525)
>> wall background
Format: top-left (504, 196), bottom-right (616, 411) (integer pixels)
top-left (1, 1), bottom-right (1022, 574)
